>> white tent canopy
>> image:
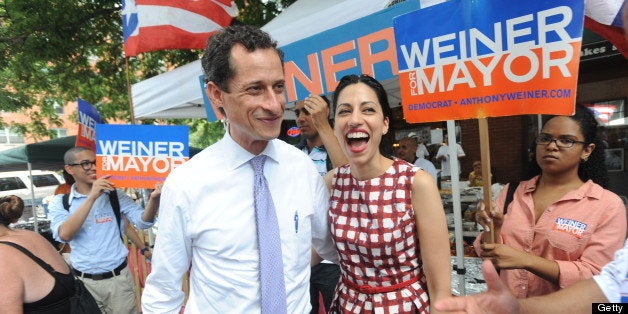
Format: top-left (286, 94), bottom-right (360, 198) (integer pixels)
top-left (132, 0), bottom-right (392, 120)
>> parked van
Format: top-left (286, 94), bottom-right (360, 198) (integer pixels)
top-left (0, 170), bottom-right (64, 207)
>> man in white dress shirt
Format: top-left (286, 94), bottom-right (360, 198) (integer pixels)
top-left (434, 135), bottom-right (466, 179)
top-left (142, 25), bottom-right (338, 313)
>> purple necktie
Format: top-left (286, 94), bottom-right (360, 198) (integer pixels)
top-left (250, 155), bottom-right (288, 313)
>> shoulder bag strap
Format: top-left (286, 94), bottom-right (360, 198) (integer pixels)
top-left (108, 189), bottom-right (123, 240)
top-left (0, 241), bottom-right (56, 274)
top-left (62, 193), bottom-right (70, 211)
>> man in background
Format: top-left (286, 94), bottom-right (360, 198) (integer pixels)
top-left (48, 146), bottom-right (161, 313)
top-left (397, 137), bottom-right (438, 180)
top-left (435, 135), bottom-right (465, 180)
top-left (294, 94), bottom-right (347, 313)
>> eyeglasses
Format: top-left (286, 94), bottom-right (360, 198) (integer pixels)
top-left (535, 135), bottom-right (587, 148)
top-left (67, 160), bottom-right (96, 170)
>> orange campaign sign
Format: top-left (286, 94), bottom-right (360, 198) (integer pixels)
top-left (95, 124), bottom-right (189, 189)
top-left (393, 0), bottom-right (585, 123)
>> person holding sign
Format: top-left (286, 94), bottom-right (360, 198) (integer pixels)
top-left (325, 74), bottom-right (451, 313)
top-left (47, 146), bottom-right (162, 314)
top-left (474, 105), bottom-right (626, 298)
top-left (294, 94), bottom-right (347, 314)
top-left (142, 25), bottom-right (337, 313)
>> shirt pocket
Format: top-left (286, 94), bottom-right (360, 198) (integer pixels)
top-left (546, 225), bottom-right (590, 259)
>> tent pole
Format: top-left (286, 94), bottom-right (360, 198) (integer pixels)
top-left (447, 120), bottom-right (466, 295)
top-left (27, 162), bottom-right (39, 234)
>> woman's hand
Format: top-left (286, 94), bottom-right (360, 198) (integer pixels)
top-left (480, 243), bottom-right (528, 270)
top-left (475, 200), bottom-right (504, 232)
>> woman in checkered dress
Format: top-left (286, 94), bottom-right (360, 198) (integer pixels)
top-left (324, 74), bottom-right (451, 313)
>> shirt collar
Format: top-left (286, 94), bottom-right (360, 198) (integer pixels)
top-left (523, 176), bottom-right (603, 200)
top-left (296, 138), bottom-right (326, 153)
top-left (221, 131), bottom-right (281, 170)
top-left (68, 184), bottom-right (86, 202)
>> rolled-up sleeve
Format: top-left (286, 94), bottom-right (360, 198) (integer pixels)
top-left (592, 240), bottom-right (628, 303)
top-left (118, 189), bottom-right (154, 229)
top-left (47, 194), bottom-right (71, 243)
top-left (556, 198), bottom-right (627, 288)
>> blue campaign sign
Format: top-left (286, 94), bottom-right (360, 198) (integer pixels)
top-left (394, 0), bottom-right (584, 70)
top-left (95, 124), bottom-right (190, 188)
top-left (76, 98), bottom-right (104, 150)
top-left (281, 0), bottom-right (422, 102)
top-left (393, 0), bottom-right (585, 122)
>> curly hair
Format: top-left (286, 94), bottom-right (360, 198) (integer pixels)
top-left (332, 74), bottom-right (394, 157)
top-left (0, 195), bottom-right (24, 226)
top-left (526, 104), bottom-right (609, 188)
top-left (201, 24), bottom-right (283, 92)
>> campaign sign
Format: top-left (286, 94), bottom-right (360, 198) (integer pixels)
top-left (76, 98), bottom-right (103, 150)
top-left (281, 0), bottom-right (421, 102)
top-left (95, 124), bottom-right (189, 188)
top-left (394, 0), bottom-right (584, 123)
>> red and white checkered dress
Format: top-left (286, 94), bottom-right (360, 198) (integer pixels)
top-left (328, 158), bottom-right (430, 314)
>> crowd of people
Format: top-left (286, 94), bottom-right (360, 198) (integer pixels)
top-left (0, 24), bottom-right (625, 314)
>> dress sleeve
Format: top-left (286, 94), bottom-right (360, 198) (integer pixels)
top-left (556, 196), bottom-right (627, 288)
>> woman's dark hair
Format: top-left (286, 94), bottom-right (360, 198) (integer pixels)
top-left (0, 195), bottom-right (24, 226)
top-left (526, 104), bottom-right (609, 187)
top-left (332, 74), bottom-right (394, 157)
top-left (61, 169), bottom-right (75, 185)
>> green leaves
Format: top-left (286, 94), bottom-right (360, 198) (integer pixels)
top-left (0, 0), bottom-right (296, 140)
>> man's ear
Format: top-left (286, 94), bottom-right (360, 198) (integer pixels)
top-left (64, 164), bottom-right (74, 176)
top-left (206, 81), bottom-right (226, 118)
top-left (205, 82), bottom-right (224, 108)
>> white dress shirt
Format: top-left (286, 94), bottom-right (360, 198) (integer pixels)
top-left (415, 142), bottom-right (430, 159)
top-left (435, 143), bottom-right (465, 176)
top-left (413, 157), bottom-right (438, 181)
top-left (142, 132), bottom-right (337, 314)
top-left (593, 240), bottom-right (627, 303)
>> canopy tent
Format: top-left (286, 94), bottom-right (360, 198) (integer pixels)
top-left (0, 136), bottom-right (77, 172)
top-left (132, 0), bottom-right (393, 119)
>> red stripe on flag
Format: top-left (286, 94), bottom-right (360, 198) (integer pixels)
top-left (124, 0), bottom-right (235, 56)
top-left (135, 0), bottom-right (235, 25)
top-left (584, 16), bottom-right (628, 58)
top-left (124, 25), bottom-right (217, 56)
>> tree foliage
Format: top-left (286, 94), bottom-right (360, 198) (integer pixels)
top-left (0, 0), bottom-right (296, 145)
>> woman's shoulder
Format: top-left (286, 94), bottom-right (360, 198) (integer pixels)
top-left (583, 181), bottom-right (622, 200)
